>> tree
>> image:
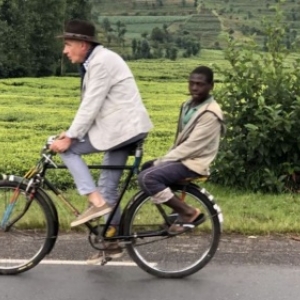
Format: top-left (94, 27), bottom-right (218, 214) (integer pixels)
top-left (116, 21), bottom-right (126, 47)
top-left (0, 0), bottom-right (32, 77)
top-left (191, 42), bottom-right (200, 55)
top-left (141, 31), bottom-right (148, 39)
top-left (152, 43), bottom-right (164, 59)
top-left (65, 0), bottom-right (91, 20)
top-left (102, 18), bottom-right (112, 33)
top-left (140, 39), bottom-right (151, 58)
top-left (0, 0), bottom-right (92, 77)
top-left (136, 40), bottom-right (141, 58)
top-left (162, 23), bottom-right (172, 43)
top-left (169, 47), bottom-right (178, 60)
top-left (101, 18), bottom-right (113, 47)
top-left (150, 27), bottom-right (165, 43)
top-left (131, 38), bottom-right (137, 56)
top-left (164, 45), bottom-right (178, 60)
top-left (27, 0), bottom-right (66, 76)
top-left (181, 36), bottom-right (201, 57)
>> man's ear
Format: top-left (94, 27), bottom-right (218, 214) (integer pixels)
top-left (81, 41), bottom-right (90, 50)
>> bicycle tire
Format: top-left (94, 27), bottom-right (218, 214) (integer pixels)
top-left (124, 184), bottom-right (222, 278)
top-left (0, 180), bottom-right (57, 275)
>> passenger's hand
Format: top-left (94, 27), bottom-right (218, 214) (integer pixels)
top-left (49, 137), bottom-right (72, 153)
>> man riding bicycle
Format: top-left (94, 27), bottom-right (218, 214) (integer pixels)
top-left (50, 19), bottom-right (153, 263)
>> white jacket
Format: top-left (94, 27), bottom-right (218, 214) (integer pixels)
top-left (155, 98), bottom-right (225, 175)
top-left (67, 45), bottom-right (153, 150)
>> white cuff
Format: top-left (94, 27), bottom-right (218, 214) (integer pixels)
top-left (151, 188), bottom-right (174, 204)
top-left (65, 131), bottom-right (74, 139)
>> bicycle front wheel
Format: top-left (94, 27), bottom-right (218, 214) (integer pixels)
top-left (124, 185), bottom-right (222, 278)
top-left (0, 180), bottom-right (57, 275)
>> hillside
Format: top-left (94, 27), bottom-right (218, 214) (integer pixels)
top-left (91, 0), bottom-right (300, 50)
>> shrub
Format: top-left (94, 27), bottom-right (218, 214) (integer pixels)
top-left (211, 2), bottom-right (300, 193)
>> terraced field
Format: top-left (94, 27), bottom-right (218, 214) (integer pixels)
top-left (92, 0), bottom-right (300, 50)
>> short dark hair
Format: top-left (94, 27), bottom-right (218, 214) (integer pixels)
top-left (190, 66), bottom-right (214, 84)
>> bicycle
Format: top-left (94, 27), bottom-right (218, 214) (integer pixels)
top-left (0, 136), bottom-right (223, 278)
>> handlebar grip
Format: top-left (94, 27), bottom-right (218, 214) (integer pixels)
top-left (46, 135), bottom-right (57, 148)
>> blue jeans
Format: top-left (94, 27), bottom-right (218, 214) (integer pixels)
top-left (60, 133), bottom-right (146, 225)
top-left (137, 161), bottom-right (199, 204)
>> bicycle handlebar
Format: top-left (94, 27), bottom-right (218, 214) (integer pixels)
top-left (39, 135), bottom-right (144, 171)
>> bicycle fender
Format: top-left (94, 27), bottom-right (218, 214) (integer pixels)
top-left (185, 183), bottom-right (224, 227)
top-left (119, 190), bottom-right (145, 235)
top-left (169, 183), bottom-right (224, 228)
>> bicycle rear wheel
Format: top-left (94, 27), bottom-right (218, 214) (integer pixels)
top-left (0, 180), bottom-right (57, 275)
top-left (124, 185), bottom-right (222, 278)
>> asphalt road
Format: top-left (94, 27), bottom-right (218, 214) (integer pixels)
top-left (0, 262), bottom-right (299, 300)
top-left (1, 234), bottom-right (300, 300)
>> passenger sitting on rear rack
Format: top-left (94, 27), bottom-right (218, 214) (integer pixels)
top-left (138, 66), bottom-right (225, 235)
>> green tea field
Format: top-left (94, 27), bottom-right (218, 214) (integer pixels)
top-left (0, 51), bottom-right (226, 186)
top-left (2, 50), bottom-right (300, 234)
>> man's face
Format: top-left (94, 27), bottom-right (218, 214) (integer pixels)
top-left (188, 73), bottom-right (213, 102)
top-left (63, 40), bottom-right (88, 64)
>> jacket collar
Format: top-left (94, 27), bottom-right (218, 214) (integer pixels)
top-left (82, 45), bottom-right (97, 71)
top-left (176, 96), bottom-right (214, 143)
top-left (81, 45), bottom-right (104, 90)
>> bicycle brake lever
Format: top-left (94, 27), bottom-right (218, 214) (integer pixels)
top-left (42, 153), bottom-right (57, 168)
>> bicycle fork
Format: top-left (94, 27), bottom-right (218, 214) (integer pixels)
top-left (1, 188), bottom-right (20, 228)
top-left (1, 186), bottom-right (35, 231)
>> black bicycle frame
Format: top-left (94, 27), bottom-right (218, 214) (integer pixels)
top-left (42, 161), bottom-right (137, 238)
top-left (43, 161), bottom-right (170, 241)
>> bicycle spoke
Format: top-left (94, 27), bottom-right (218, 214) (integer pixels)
top-left (125, 187), bottom-right (221, 278)
top-left (0, 184), bottom-right (52, 273)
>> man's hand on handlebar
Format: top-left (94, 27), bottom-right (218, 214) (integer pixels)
top-left (49, 132), bottom-right (72, 153)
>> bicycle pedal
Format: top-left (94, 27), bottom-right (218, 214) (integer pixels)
top-left (101, 256), bottom-right (112, 266)
top-left (93, 236), bottom-right (100, 244)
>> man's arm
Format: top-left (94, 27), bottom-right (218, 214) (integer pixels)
top-left (67, 62), bottom-right (111, 139)
top-left (155, 112), bottom-right (221, 164)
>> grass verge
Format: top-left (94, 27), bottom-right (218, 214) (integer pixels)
top-left (43, 182), bottom-right (300, 235)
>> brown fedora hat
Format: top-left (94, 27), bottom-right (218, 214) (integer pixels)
top-left (57, 19), bottom-right (100, 44)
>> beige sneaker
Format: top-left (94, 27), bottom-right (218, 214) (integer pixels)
top-left (86, 241), bottom-right (124, 265)
top-left (70, 203), bottom-right (112, 227)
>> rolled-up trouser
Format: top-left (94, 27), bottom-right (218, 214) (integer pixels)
top-left (59, 133), bottom-right (147, 225)
top-left (137, 161), bottom-right (199, 204)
